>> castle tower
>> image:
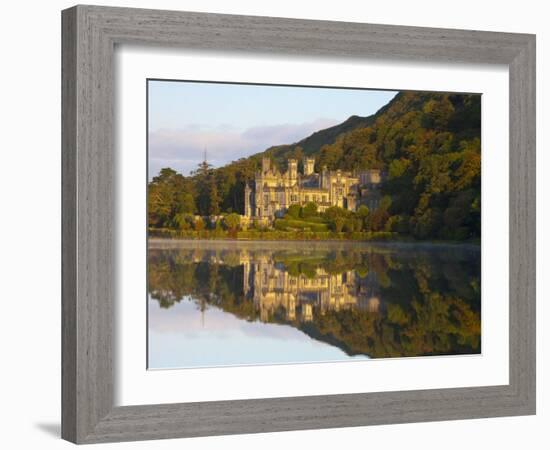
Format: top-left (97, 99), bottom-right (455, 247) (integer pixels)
top-left (304, 157), bottom-right (315, 176)
top-left (288, 158), bottom-right (298, 180)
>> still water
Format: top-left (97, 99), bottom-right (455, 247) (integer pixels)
top-left (148, 239), bottom-right (481, 369)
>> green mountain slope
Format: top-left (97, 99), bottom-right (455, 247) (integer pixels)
top-left (264, 113), bottom-right (377, 167)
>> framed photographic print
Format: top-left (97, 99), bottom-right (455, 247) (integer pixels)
top-left (61, 4), bottom-right (536, 444)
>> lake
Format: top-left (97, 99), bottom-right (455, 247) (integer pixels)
top-left (147, 239), bottom-right (481, 369)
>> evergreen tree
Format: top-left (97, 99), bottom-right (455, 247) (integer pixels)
top-left (208, 179), bottom-right (221, 215)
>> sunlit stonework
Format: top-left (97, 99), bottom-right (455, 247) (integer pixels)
top-left (244, 157), bottom-right (383, 221)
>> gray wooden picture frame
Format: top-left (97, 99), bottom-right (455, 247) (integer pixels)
top-left (61, 4), bottom-right (536, 444)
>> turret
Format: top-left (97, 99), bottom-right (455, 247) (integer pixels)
top-left (303, 157), bottom-right (315, 176)
top-left (288, 158), bottom-right (298, 180)
top-left (321, 165), bottom-right (329, 189)
top-left (244, 183), bottom-right (252, 217)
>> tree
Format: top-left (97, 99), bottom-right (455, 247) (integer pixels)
top-left (422, 96), bottom-right (455, 130)
top-left (323, 206), bottom-right (349, 233)
top-left (370, 208), bottom-right (390, 232)
top-left (224, 213), bottom-right (241, 232)
top-left (286, 204), bottom-right (301, 219)
top-left (148, 183), bottom-right (172, 227)
top-left (153, 167), bottom-right (179, 184)
top-left (392, 214), bottom-right (410, 234)
top-left (379, 195), bottom-right (392, 212)
top-left (388, 158), bottom-right (410, 179)
top-left (172, 213), bottom-right (193, 231)
top-left (413, 208), bottom-right (442, 239)
top-left (300, 202), bottom-right (318, 219)
top-left (192, 157), bottom-right (214, 216)
top-left (214, 218), bottom-right (223, 233)
top-left (343, 218), bottom-right (357, 233)
top-left (193, 217), bottom-right (205, 232)
top-left (323, 206), bottom-right (348, 222)
top-left (452, 139), bottom-right (481, 191)
top-left (333, 216), bottom-right (345, 233)
top-left (292, 146), bottom-right (304, 164)
top-left (356, 205), bottom-right (370, 231)
top-left (175, 192), bottom-right (195, 214)
top-left (208, 181), bottom-right (221, 215)
top-left (148, 167), bottom-right (194, 228)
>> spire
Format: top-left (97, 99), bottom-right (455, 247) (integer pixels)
top-left (203, 146), bottom-right (207, 164)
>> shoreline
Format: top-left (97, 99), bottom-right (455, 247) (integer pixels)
top-left (148, 236), bottom-right (481, 251)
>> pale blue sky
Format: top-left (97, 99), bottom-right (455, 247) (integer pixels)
top-left (148, 296), bottom-right (368, 369)
top-left (148, 80), bottom-right (397, 177)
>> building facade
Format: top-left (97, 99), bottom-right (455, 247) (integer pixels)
top-left (244, 157), bottom-right (383, 220)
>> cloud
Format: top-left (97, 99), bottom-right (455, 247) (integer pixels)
top-left (148, 118), bottom-right (338, 177)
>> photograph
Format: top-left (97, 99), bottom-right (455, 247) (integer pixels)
top-left (147, 80), bottom-right (482, 369)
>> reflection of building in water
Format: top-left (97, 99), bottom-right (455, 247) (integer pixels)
top-left (183, 247), bottom-right (383, 322)
top-left (241, 254), bottom-right (382, 323)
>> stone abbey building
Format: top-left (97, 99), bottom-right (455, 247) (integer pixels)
top-left (244, 157), bottom-right (382, 220)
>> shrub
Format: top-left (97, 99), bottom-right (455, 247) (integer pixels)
top-left (300, 202), bottom-right (318, 219)
top-left (172, 213), bottom-right (193, 231)
top-left (223, 213), bottom-right (241, 232)
top-left (193, 217), bottom-right (205, 231)
top-left (286, 204), bottom-right (301, 219)
top-left (370, 209), bottom-right (390, 231)
top-left (274, 218), bottom-right (329, 232)
top-left (333, 216), bottom-right (345, 233)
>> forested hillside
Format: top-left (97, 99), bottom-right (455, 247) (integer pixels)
top-left (148, 91), bottom-right (481, 241)
top-left (265, 113), bottom-right (376, 165)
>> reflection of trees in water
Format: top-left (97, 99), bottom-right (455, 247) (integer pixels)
top-left (148, 244), bottom-right (480, 358)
